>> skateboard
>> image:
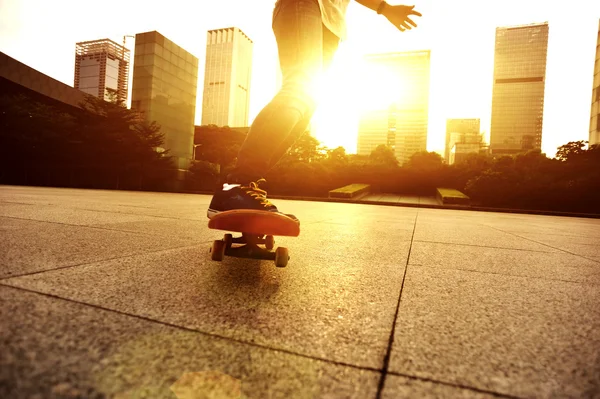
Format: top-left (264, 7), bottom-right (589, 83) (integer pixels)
top-left (208, 209), bottom-right (300, 268)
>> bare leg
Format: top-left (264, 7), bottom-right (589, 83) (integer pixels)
top-left (267, 23), bottom-right (340, 169)
top-left (228, 0), bottom-right (333, 183)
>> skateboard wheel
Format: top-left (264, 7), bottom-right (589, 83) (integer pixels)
top-left (275, 247), bottom-right (289, 268)
top-left (224, 234), bottom-right (233, 248)
top-left (265, 235), bottom-right (275, 250)
top-left (211, 240), bottom-right (226, 261)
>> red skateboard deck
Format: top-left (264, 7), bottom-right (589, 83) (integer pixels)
top-left (208, 209), bottom-right (300, 237)
top-left (208, 210), bottom-right (300, 267)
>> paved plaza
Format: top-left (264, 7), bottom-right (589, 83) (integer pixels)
top-left (1, 185), bottom-right (599, 398)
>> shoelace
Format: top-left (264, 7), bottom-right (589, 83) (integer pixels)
top-left (240, 178), bottom-right (273, 207)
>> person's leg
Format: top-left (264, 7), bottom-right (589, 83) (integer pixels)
top-left (267, 24), bottom-right (340, 169)
top-left (228, 0), bottom-right (325, 183)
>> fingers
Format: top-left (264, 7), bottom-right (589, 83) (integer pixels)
top-left (408, 5), bottom-right (422, 17)
top-left (387, 5), bottom-right (422, 33)
top-left (398, 18), bottom-right (417, 31)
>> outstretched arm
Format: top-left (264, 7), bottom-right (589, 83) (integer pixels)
top-left (354, 0), bottom-right (422, 32)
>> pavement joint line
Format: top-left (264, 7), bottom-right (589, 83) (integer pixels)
top-left (385, 371), bottom-right (524, 399)
top-left (413, 239), bottom-right (559, 254)
top-left (1, 200), bottom-right (207, 222)
top-left (0, 243), bottom-right (204, 281)
top-left (507, 230), bottom-right (600, 242)
top-left (0, 214), bottom-right (204, 241)
top-left (412, 264), bottom-right (600, 285)
top-left (0, 201), bottom-right (39, 206)
top-left (0, 283), bottom-right (384, 375)
top-left (485, 225), bottom-right (600, 264)
top-left (1, 206), bottom-right (329, 228)
top-left (375, 212), bottom-right (418, 399)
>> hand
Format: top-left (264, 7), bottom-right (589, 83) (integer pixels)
top-left (382, 4), bottom-right (422, 32)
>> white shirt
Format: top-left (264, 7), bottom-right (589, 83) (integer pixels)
top-left (316, 0), bottom-right (351, 40)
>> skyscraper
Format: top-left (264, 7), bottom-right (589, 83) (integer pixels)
top-left (357, 108), bottom-right (396, 157)
top-left (74, 39), bottom-right (130, 104)
top-left (490, 22), bottom-right (549, 155)
top-left (357, 51), bottom-right (430, 165)
top-left (131, 31), bottom-right (198, 171)
top-left (590, 19), bottom-right (600, 146)
top-left (445, 119), bottom-right (483, 164)
top-left (201, 27), bottom-right (253, 127)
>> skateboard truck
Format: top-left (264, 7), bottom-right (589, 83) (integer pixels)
top-left (208, 209), bottom-right (299, 268)
top-left (210, 233), bottom-right (289, 268)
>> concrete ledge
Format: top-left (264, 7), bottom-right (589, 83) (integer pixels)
top-left (436, 188), bottom-right (470, 206)
top-left (180, 189), bottom-right (600, 219)
top-left (329, 184), bottom-right (370, 199)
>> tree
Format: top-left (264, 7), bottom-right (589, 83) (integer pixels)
top-left (556, 140), bottom-right (588, 162)
top-left (76, 95), bottom-right (170, 169)
top-left (188, 160), bottom-right (220, 191)
top-left (445, 152), bottom-right (493, 190)
top-left (404, 151), bottom-right (444, 172)
top-left (193, 125), bottom-right (245, 170)
top-left (283, 133), bottom-right (325, 164)
top-left (465, 169), bottom-right (517, 207)
top-left (369, 145), bottom-right (398, 167)
top-left (325, 146), bottom-right (348, 165)
top-left (456, 152), bottom-right (493, 171)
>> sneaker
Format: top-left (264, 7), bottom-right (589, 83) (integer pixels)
top-left (207, 179), bottom-right (297, 222)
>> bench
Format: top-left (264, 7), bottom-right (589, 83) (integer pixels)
top-left (329, 184), bottom-right (371, 199)
top-left (436, 188), bottom-right (470, 206)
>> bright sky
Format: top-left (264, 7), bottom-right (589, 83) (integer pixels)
top-left (1, 0), bottom-right (599, 157)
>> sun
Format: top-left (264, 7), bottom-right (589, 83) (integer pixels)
top-left (311, 48), bottom-right (410, 153)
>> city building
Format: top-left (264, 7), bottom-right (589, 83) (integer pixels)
top-left (356, 51), bottom-right (431, 165)
top-left (490, 22), bottom-right (549, 155)
top-left (445, 118), bottom-right (482, 164)
top-left (131, 31), bottom-right (198, 172)
top-left (74, 39), bottom-right (130, 104)
top-left (357, 108), bottom-right (395, 157)
top-left (201, 27), bottom-right (253, 127)
top-left (2, 52), bottom-right (86, 109)
top-left (590, 19), bottom-right (600, 146)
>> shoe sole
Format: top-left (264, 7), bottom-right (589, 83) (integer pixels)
top-left (207, 208), bottom-right (220, 219)
top-left (207, 208), bottom-right (298, 224)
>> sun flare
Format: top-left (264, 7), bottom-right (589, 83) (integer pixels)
top-left (312, 48), bottom-right (414, 153)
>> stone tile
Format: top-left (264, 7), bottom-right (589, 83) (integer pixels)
top-left (509, 234), bottom-right (600, 258)
top-left (483, 216), bottom-right (600, 238)
top-left (409, 241), bottom-right (600, 283)
top-left (4, 228), bottom-right (411, 369)
top-left (382, 375), bottom-right (499, 398)
top-left (555, 243), bottom-right (600, 258)
top-left (0, 217), bottom-right (198, 278)
top-left (389, 267), bottom-right (600, 398)
top-left (0, 186), bottom-right (209, 221)
top-left (518, 230), bottom-right (600, 244)
top-left (313, 205), bottom-right (417, 231)
top-left (413, 221), bottom-right (557, 252)
top-left (0, 286), bottom-right (380, 399)
top-left (88, 218), bottom-right (207, 241)
top-left (0, 202), bottom-right (163, 226)
top-left (415, 208), bottom-right (488, 223)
